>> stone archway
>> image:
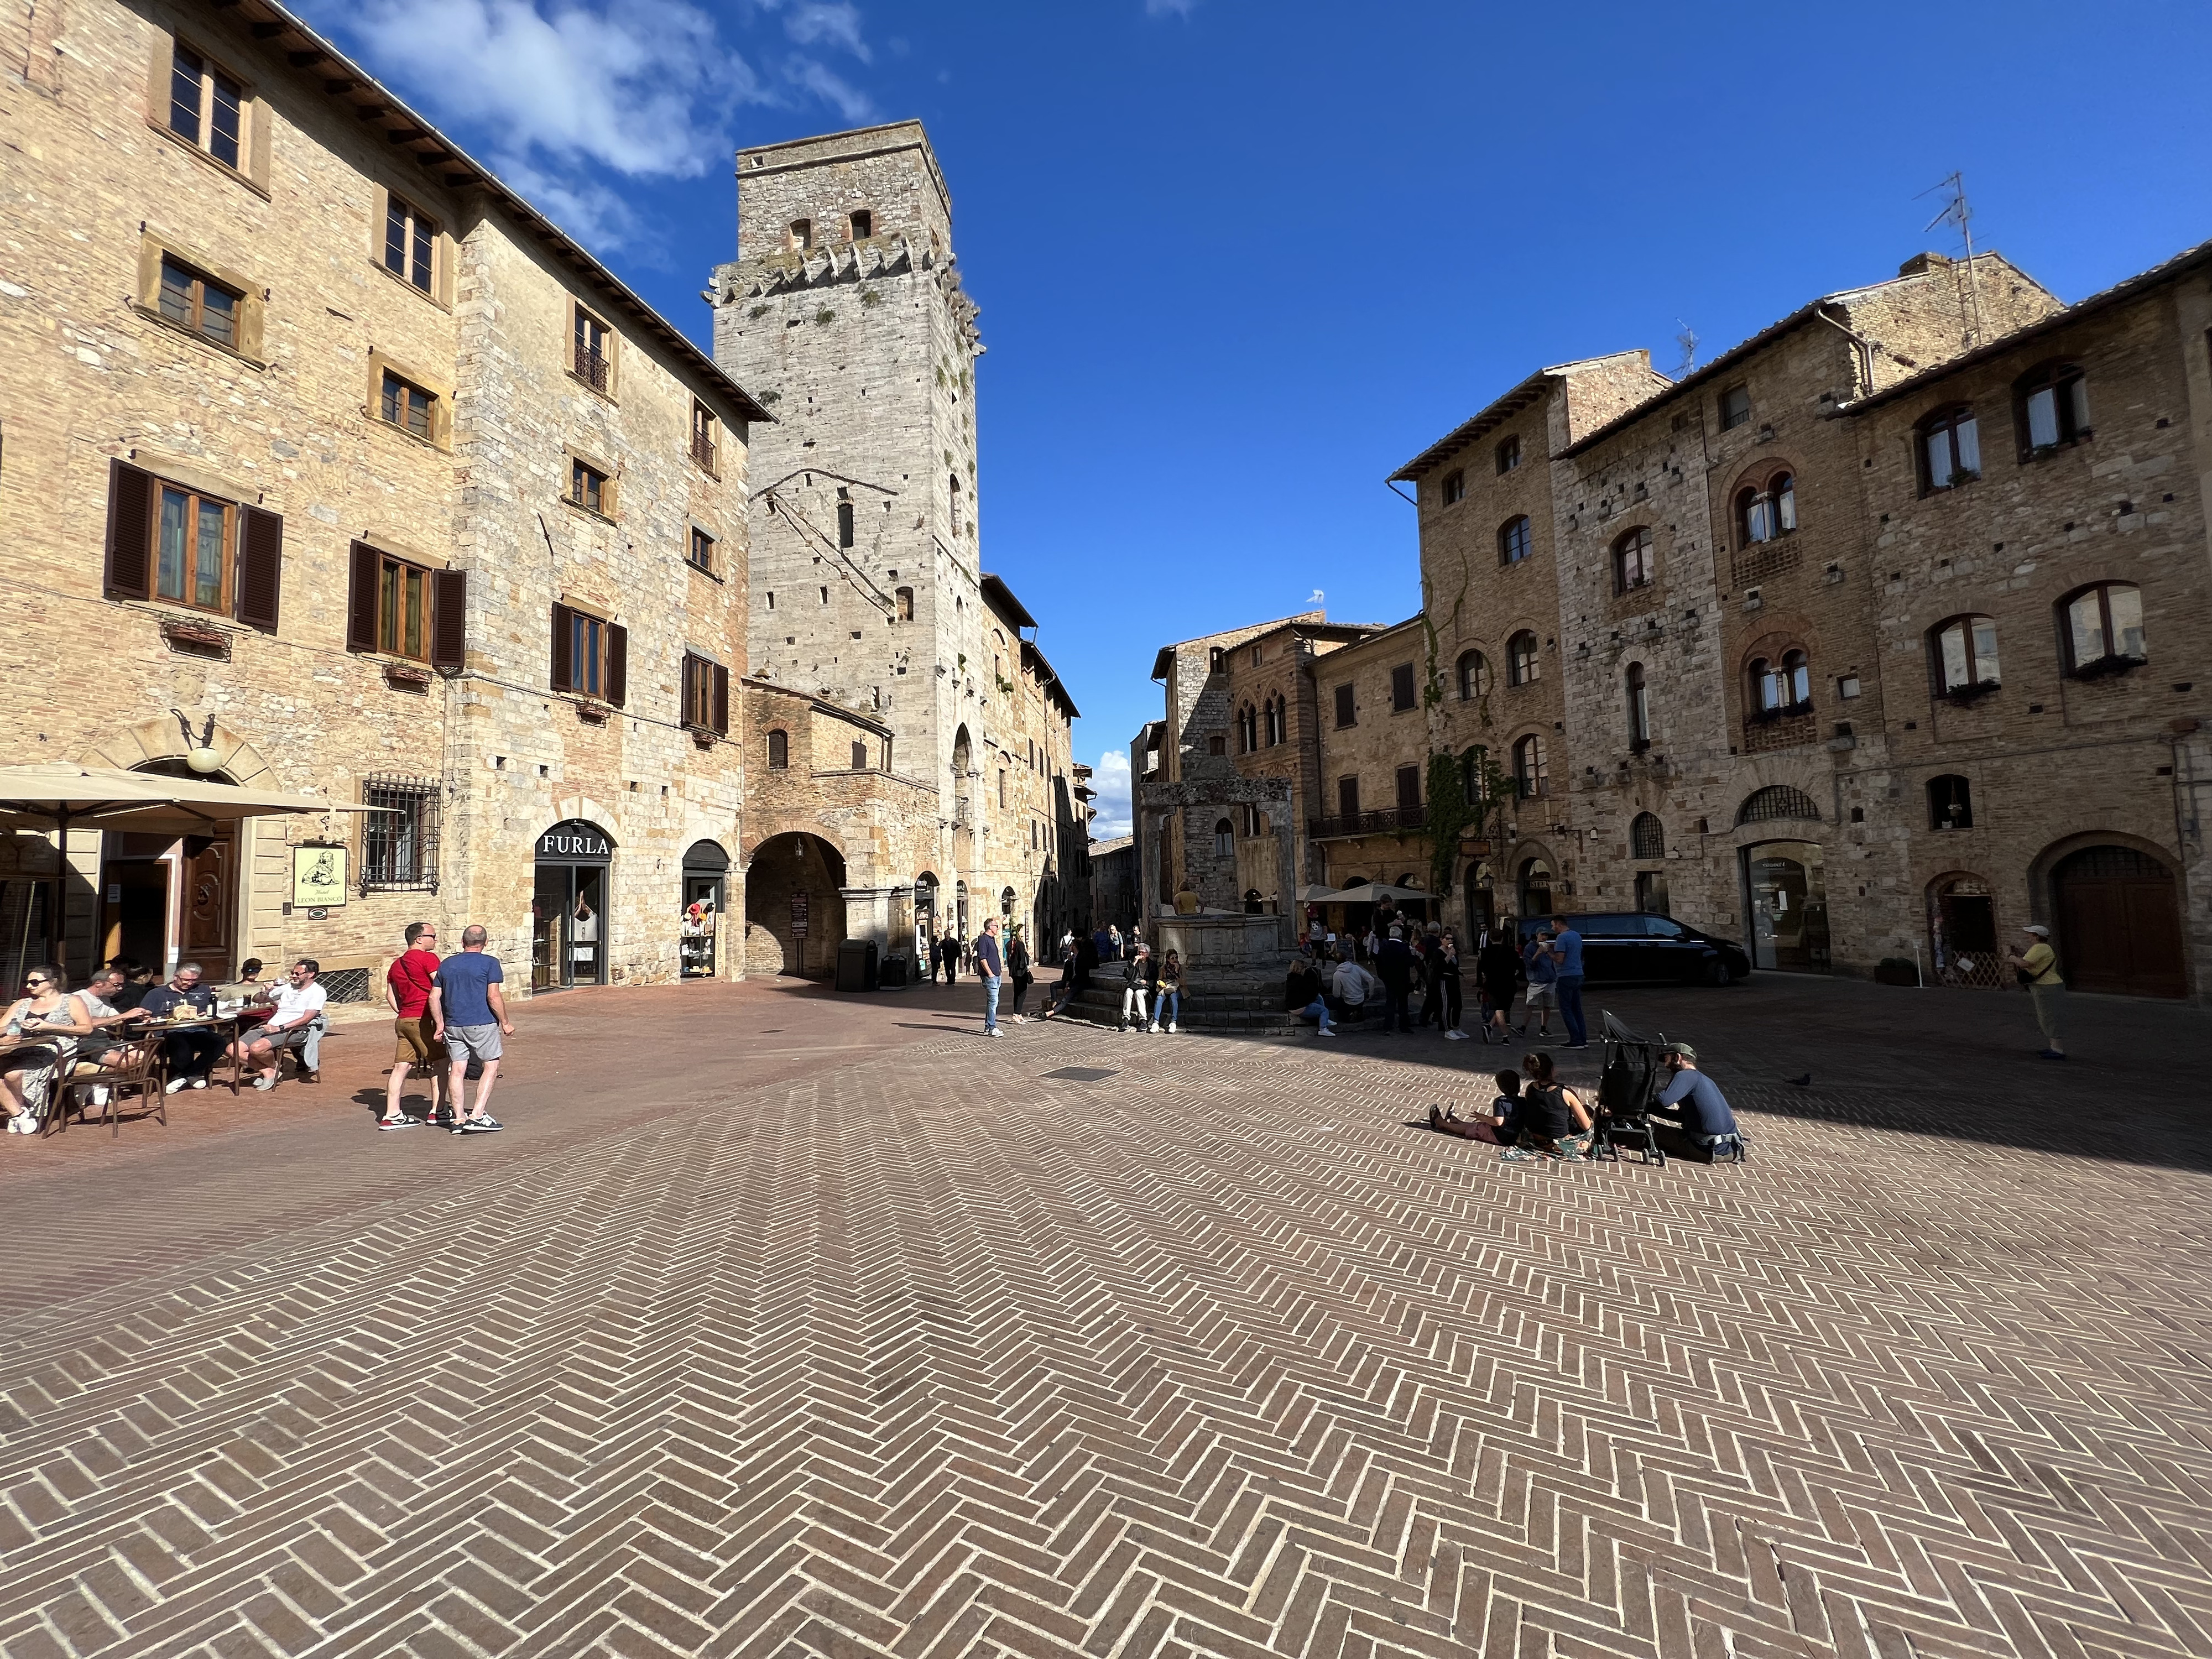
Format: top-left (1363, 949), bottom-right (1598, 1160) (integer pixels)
top-left (744, 833), bottom-right (848, 978)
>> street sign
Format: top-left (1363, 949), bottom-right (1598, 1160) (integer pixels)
top-left (791, 892), bottom-right (809, 936)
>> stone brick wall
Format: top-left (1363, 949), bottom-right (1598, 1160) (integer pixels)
top-left (1309, 619), bottom-right (1433, 894)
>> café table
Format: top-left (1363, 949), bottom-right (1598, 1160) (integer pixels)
top-left (131, 1005), bottom-right (276, 1097)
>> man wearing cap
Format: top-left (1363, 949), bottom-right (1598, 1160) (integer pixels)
top-left (1652, 1043), bottom-right (1745, 1162)
top-left (2006, 924), bottom-right (2065, 1060)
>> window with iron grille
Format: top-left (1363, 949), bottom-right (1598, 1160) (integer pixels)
top-left (362, 775), bottom-right (441, 890)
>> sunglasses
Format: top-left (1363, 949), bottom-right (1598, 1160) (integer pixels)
top-left (25, 976), bottom-right (51, 987)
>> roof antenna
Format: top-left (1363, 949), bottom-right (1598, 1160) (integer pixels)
top-left (1917, 171), bottom-right (1983, 349)
top-left (1673, 320), bottom-right (1699, 378)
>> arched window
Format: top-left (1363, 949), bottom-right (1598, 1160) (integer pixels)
top-left (948, 475), bottom-right (962, 536)
top-left (895, 586), bottom-right (914, 622)
top-left (1506, 631), bottom-right (1540, 686)
top-left (1630, 812), bottom-right (1665, 859)
top-left (1512, 733), bottom-right (1548, 799)
top-left (1614, 526), bottom-right (1655, 593)
top-left (1441, 469), bottom-right (1465, 505)
top-left (766, 729), bottom-right (789, 769)
top-left (849, 208), bottom-right (873, 240)
top-left (1736, 784), bottom-right (1820, 825)
top-left (1498, 515), bottom-right (1532, 566)
top-left (1927, 774), bottom-right (1974, 831)
top-left (1264, 694), bottom-right (1286, 745)
top-left (1213, 818), bottom-right (1234, 858)
top-left (952, 725), bottom-right (972, 773)
top-left (1456, 650), bottom-right (1491, 701)
top-left (1750, 650), bottom-right (1811, 714)
top-left (1931, 614), bottom-right (2000, 693)
top-left (1626, 662), bottom-right (1651, 748)
top-left (1236, 703), bottom-right (1258, 753)
top-left (2016, 361), bottom-right (2089, 453)
top-left (2060, 582), bottom-right (2146, 674)
top-left (1735, 472), bottom-right (1796, 545)
top-left (1496, 434), bottom-right (1521, 473)
top-left (1919, 405), bottom-right (1981, 491)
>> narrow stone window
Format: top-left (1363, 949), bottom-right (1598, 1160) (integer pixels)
top-left (837, 493), bottom-right (855, 549)
top-left (383, 192), bottom-right (436, 293)
top-left (789, 218), bottom-right (813, 251)
top-left (895, 586), bottom-right (914, 621)
top-left (1496, 434), bottom-right (1521, 473)
top-left (1441, 469), bottom-right (1465, 505)
top-left (849, 208), bottom-right (873, 239)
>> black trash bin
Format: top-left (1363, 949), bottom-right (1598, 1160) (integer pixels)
top-left (835, 938), bottom-right (879, 992)
top-left (879, 952), bottom-right (910, 990)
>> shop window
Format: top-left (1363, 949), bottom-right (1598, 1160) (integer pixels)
top-left (1457, 650), bottom-right (1491, 700)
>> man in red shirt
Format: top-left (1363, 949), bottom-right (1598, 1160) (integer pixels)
top-left (380, 921), bottom-right (451, 1128)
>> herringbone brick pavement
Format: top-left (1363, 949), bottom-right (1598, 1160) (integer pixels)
top-left (2, 979), bottom-right (2208, 1659)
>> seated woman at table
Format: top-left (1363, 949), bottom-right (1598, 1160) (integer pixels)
top-left (2, 965), bottom-right (94, 1134)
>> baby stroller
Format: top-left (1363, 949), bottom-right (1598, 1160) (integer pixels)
top-left (1592, 1010), bottom-right (1666, 1166)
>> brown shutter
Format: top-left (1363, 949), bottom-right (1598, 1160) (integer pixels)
top-left (431, 568), bottom-right (467, 671)
top-left (549, 602), bottom-right (573, 692)
top-left (606, 622), bottom-right (628, 707)
top-left (236, 505), bottom-right (283, 633)
top-left (678, 653), bottom-right (696, 723)
top-left (711, 663), bottom-right (730, 735)
top-left (104, 460), bottom-right (154, 601)
top-left (346, 542), bottom-right (379, 653)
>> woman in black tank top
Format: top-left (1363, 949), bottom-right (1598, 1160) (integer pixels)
top-left (1516, 1051), bottom-right (1592, 1155)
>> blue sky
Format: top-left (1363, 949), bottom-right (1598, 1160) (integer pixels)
top-left (305, 0), bottom-right (2212, 838)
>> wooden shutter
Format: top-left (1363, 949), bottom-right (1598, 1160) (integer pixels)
top-left (606, 622), bottom-right (628, 708)
top-left (236, 506), bottom-right (283, 633)
top-left (549, 602), bottom-right (573, 692)
top-left (431, 569), bottom-right (467, 671)
top-left (711, 664), bottom-right (730, 734)
top-left (678, 653), bottom-right (697, 723)
top-left (346, 542), bottom-right (379, 653)
top-left (103, 459), bottom-right (153, 601)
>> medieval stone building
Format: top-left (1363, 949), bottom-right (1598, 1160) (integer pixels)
top-left (0, 0), bottom-right (766, 996)
top-left (710, 122), bottom-right (1087, 961)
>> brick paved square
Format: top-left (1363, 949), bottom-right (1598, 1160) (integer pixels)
top-left (1, 975), bottom-right (2208, 1658)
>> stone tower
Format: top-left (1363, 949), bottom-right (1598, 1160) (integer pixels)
top-left (711, 120), bottom-right (989, 930)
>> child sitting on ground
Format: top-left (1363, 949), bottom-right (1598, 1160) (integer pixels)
top-left (1428, 1070), bottom-right (1526, 1144)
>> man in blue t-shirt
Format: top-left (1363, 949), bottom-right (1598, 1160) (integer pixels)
top-left (1548, 916), bottom-right (1588, 1048)
top-left (1653, 1043), bottom-right (1746, 1162)
top-left (431, 925), bottom-right (514, 1134)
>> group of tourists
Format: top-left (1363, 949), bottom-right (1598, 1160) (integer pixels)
top-left (1427, 1042), bottom-right (1745, 1165)
top-left (1285, 910), bottom-right (1590, 1046)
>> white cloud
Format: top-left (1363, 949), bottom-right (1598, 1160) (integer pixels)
top-left (1091, 750), bottom-right (1133, 840)
top-left (314, 0), bottom-right (877, 251)
top-left (1307, 588), bottom-right (1325, 607)
top-left (1145, 0), bottom-right (1197, 15)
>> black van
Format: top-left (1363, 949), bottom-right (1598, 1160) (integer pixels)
top-left (1515, 913), bottom-right (1752, 987)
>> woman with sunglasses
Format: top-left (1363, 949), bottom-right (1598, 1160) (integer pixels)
top-left (2, 966), bottom-right (94, 1134)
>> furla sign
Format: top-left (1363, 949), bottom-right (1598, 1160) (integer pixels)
top-left (537, 821), bottom-right (613, 862)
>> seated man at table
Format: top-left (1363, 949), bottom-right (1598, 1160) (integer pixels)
top-left (102, 958), bottom-right (158, 1013)
top-left (140, 961), bottom-right (221, 1094)
top-left (71, 968), bottom-right (154, 1105)
top-left (234, 959), bottom-right (327, 1091)
top-left (216, 959), bottom-right (270, 1001)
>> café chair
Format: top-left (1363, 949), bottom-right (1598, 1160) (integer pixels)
top-left (54, 1047), bottom-right (169, 1139)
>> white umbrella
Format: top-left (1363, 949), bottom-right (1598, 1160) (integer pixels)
top-left (0, 764), bottom-right (383, 837)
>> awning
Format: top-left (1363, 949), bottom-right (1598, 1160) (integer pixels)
top-left (1306, 881), bottom-right (1430, 905)
top-left (0, 764), bottom-right (384, 837)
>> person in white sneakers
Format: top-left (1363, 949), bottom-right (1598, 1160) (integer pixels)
top-left (1148, 949), bottom-right (1185, 1032)
top-left (1118, 941), bottom-right (1152, 1032)
top-left (234, 960), bottom-right (327, 1091)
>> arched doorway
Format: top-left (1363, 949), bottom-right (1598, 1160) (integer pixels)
top-left (744, 833), bottom-right (847, 978)
top-left (954, 879), bottom-right (969, 946)
top-left (680, 840), bottom-right (730, 979)
top-left (102, 759), bottom-right (242, 982)
top-left (1517, 856), bottom-right (1552, 920)
top-left (913, 870), bottom-right (939, 964)
top-left (2052, 844), bottom-right (2184, 996)
top-left (1465, 863), bottom-right (1496, 944)
top-left (534, 819), bottom-right (614, 989)
top-left (1927, 873), bottom-right (2001, 988)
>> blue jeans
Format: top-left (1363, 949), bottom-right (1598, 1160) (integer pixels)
top-left (982, 973), bottom-right (1001, 1032)
top-left (1301, 997), bottom-right (1333, 1031)
top-left (1557, 974), bottom-right (1587, 1045)
top-left (1156, 989), bottom-right (1180, 1026)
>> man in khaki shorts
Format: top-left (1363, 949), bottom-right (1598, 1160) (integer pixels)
top-left (380, 921), bottom-right (450, 1129)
